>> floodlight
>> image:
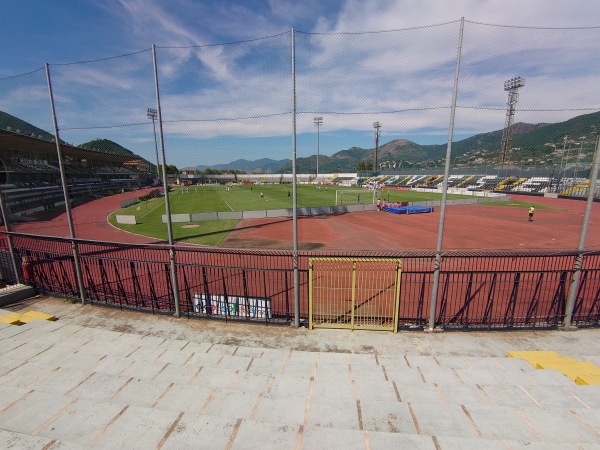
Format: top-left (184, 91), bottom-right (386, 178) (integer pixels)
top-left (314, 117), bottom-right (323, 176)
top-left (504, 76), bottom-right (525, 91)
top-left (147, 108), bottom-right (160, 180)
top-left (500, 77), bottom-right (525, 163)
top-left (373, 122), bottom-right (381, 172)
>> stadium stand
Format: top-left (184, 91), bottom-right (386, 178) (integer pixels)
top-left (511, 177), bottom-right (552, 193)
top-left (2, 128), bottom-right (599, 222)
top-left (469, 175), bottom-right (494, 190)
top-left (446, 175), bottom-right (468, 187)
top-left (0, 129), bottom-right (153, 218)
top-left (561, 179), bottom-right (589, 196)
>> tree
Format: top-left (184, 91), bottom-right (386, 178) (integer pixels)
top-left (158, 164), bottom-right (179, 174)
top-left (357, 161), bottom-right (373, 171)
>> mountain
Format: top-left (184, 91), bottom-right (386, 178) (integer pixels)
top-left (4, 109), bottom-right (599, 174)
top-left (196, 158), bottom-right (290, 174)
top-left (78, 139), bottom-right (138, 157)
top-left (0, 111), bottom-right (55, 141)
top-left (0, 112), bottom-right (151, 163)
top-left (274, 110), bottom-right (600, 172)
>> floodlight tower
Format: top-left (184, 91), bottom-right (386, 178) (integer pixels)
top-left (314, 116), bottom-right (323, 177)
top-left (500, 77), bottom-right (525, 164)
top-left (373, 121), bottom-right (381, 172)
top-left (147, 108), bottom-right (161, 182)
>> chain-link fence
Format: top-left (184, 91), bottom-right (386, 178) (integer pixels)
top-left (1, 20), bottom-right (600, 328)
top-left (1, 21), bottom-right (599, 241)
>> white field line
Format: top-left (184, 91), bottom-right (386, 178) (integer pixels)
top-left (139, 190), bottom-right (178, 219)
top-left (222, 198), bottom-right (234, 212)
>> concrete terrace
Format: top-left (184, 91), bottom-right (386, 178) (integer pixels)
top-left (1, 297), bottom-right (599, 449)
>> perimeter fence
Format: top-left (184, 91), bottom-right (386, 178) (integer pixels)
top-left (3, 233), bottom-right (599, 331)
top-left (1, 20), bottom-right (600, 240)
top-left (1, 19), bottom-right (600, 330)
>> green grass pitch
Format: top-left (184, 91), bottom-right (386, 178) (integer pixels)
top-left (108, 184), bottom-right (472, 245)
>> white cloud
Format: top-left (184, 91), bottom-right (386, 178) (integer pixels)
top-left (331, 0), bottom-right (600, 30)
top-left (2, 0), bottom-right (600, 167)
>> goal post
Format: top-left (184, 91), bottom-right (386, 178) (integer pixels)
top-left (335, 189), bottom-right (376, 206)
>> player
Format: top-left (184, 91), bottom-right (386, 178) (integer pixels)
top-left (528, 206), bottom-right (535, 222)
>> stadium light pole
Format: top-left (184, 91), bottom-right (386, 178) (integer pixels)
top-left (500, 76), bottom-right (525, 163)
top-left (147, 108), bottom-right (161, 183)
top-left (373, 122), bottom-right (381, 174)
top-left (561, 135), bottom-right (568, 171)
top-left (573, 142), bottom-right (583, 189)
top-left (0, 192), bottom-right (21, 285)
top-left (314, 117), bottom-right (323, 178)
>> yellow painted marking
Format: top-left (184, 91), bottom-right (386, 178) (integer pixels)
top-left (19, 311), bottom-right (56, 322)
top-left (0, 310), bottom-right (57, 325)
top-left (507, 350), bottom-right (560, 363)
top-left (0, 314), bottom-right (22, 325)
top-left (508, 351), bottom-right (600, 385)
top-left (575, 374), bottom-right (600, 385)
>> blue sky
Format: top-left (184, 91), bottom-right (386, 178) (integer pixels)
top-left (1, 1), bottom-right (600, 169)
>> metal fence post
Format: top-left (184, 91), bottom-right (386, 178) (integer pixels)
top-left (291, 28), bottom-right (300, 328)
top-left (428, 18), bottom-right (465, 331)
top-left (152, 44), bottom-right (181, 318)
top-left (0, 193), bottom-right (21, 284)
top-left (564, 129), bottom-right (600, 329)
top-left (45, 63), bottom-right (86, 305)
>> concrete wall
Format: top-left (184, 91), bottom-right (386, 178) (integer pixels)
top-left (160, 196), bottom-right (502, 223)
top-left (162, 214), bottom-right (191, 223)
top-left (116, 215), bottom-right (137, 224)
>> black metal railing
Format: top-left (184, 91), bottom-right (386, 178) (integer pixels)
top-left (3, 232), bottom-right (599, 330)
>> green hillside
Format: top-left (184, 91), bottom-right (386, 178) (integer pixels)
top-left (3, 108), bottom-right (599, 174)
top-left (0, 111), bottom-right (55, 141)
top-left (513, 111), bottom-right (600, 148)
top-left (276, 111), bottom-right (600, 173)
top-left (0, 111), bottom-right (152, 164)
top-left (78, 138), bottom-right (137, 157)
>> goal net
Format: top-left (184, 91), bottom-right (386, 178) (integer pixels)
top-left (336, 189), bottom-right (376, 206)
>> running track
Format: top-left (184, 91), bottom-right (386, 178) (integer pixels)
top-left (11, 189), bottom-right (600, 251)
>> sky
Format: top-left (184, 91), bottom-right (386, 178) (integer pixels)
top-left (1, 0), bottom-right (600, 169)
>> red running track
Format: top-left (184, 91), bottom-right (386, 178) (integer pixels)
top-left (7, 191), bottom-right (600, 327)
top-left (13, 188), bottom-right (161, 245)
top-left (9, 190), bottom-right (600, 251)
top-left (221, 195), bottom-right (600, 251)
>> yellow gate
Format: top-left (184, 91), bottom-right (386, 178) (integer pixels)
top-left (308, 258), bottom-right (402, 332)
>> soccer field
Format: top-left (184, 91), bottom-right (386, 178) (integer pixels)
top-left (109, 184), bottom-right (471, 245)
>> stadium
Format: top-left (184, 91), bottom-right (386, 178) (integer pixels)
top-left (1, 21), bottom-right (600, 335)
top-left (2, 14), bottom-right (600, 449)
top-left (1, 121), bottom-right (599, 332)
top-left (0, 128), bottom-right (151, 219)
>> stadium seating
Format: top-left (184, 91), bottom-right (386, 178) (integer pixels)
top-left (0, 180), bottom-right (141, 217)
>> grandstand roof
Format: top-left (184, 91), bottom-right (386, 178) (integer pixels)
top-left (0, 129), bottom-right (140, 164)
